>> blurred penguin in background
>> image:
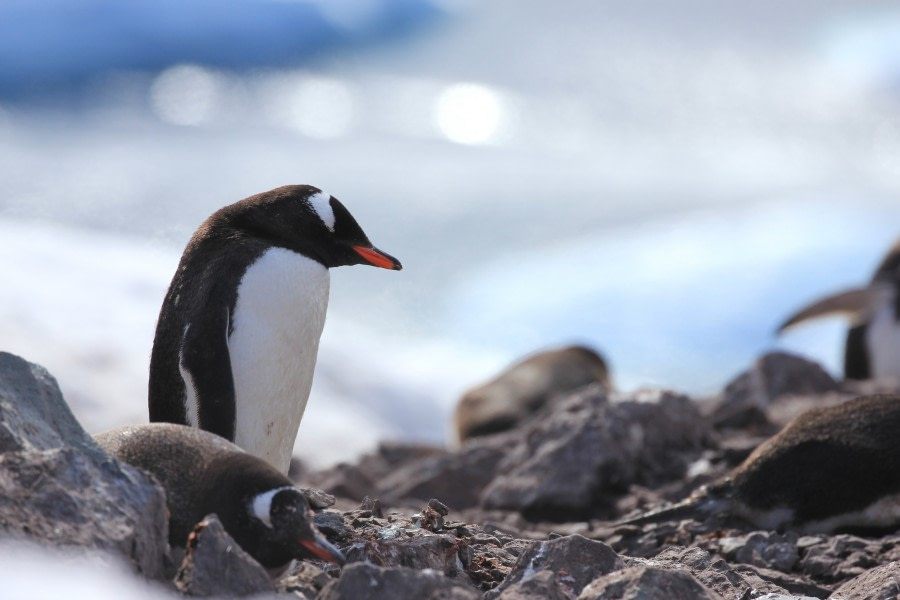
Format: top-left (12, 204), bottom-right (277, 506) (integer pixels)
top-left (778, 239), bottom-right (900, 381)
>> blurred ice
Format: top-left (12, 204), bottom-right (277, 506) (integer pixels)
top-left (0, 540), bottom-right (171, 599)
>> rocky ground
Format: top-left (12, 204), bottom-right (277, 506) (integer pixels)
top-left (1, 349), bottom-right (900, 598)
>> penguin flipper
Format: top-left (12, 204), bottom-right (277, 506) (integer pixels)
top-left (179, 307), bottom-right (237, 442)
top-left (776, 285), bottom-right (891, 333)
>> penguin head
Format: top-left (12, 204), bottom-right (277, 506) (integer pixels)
top-left (249, 486), bottom-right (345, 565)
top-left (225, 185), bottom-right (402, 271)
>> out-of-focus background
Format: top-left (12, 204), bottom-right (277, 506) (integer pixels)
top-left (2, 0), bottom-right (900, 469)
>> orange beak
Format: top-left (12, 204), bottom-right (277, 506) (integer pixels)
top-left (353, 245), bottom-right (402, 270)
top-left (300, 533), bottom-right (345, 564)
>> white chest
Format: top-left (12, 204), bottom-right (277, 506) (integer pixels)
top-left (866, 293), bottom-right (900, 381)
top-left (228, 247), bottom-right (330, 473)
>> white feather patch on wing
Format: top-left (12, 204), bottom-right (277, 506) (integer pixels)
top-left (178, 324), bottom-right (200, 428)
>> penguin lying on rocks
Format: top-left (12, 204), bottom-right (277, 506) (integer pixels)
top-left (148, 185), bottom-right (401, 474)
top-left (619, 394), bottom-right (900, 534)
top-left (455, 345), bottom-right (611, 442)
top-left (94, 423), bottom-right (345, 574)
top-left (778, 240), bottom-right (900, 381)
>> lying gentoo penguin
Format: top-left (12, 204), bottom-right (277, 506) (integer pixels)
top-left (620, 394), bottom-right (900, 534)
top-left (778, 239), bottom-right (900, 380)
top-left (455, 345), bottom-right (610, 442)
top-left (148, 185), bottom-right (401, 473)
top-left (94, 423), bottom-right (344, 573)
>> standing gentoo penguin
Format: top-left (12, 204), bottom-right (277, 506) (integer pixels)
top-left (778, 239), bottom-right (900, 381)
top-left (149, 185), bottom-right (401, 473)
top-left (620, 394), bottom-right (900, 534)
top-left (94, 423), bottom-right (344, 573)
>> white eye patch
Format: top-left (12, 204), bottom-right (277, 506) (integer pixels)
top-left (250, 486), bottom-right (294, 528)
top-left (307, 191), bottom-right (336, 231)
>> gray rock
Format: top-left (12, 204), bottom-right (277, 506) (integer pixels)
top-left (493, 569), bottom-right (570, 599)
top-left (713, 352), bottom-right (838, 429)
top-left (301, 487), bottom-right (336, 510)
top-left (0, 353), bottom-right (171, 578)
top-left (318, 562), bottom-right (479, 600)
top-left (485, 534), bottom-right (625, 599)
top-left (0, 352), bottom-right (104, 458)
top-left (646, 546), bottom-right (790, 599)
top-left (378, 440), bottom-right (510, 510)
top-left (277, 561), bottom-right (333, 599)
top-left (0, 447), bottom-right (168, 579)
top-left (481, 388), bottom-right (709, 519)
top-left (829, 561), bottom-right (900, 600)
top-left (374, 532), bottom-right (466, 576)
top-left (174, 515), bottom-right (275, 597)
top-left (798, 535), bottom-right (882, 584)
top-left (577, 565), bottom-right (722, 599)
top-left (718, 531), bottom-right (800, 573)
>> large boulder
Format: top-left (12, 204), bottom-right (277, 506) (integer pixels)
top-left (0, 352), bottom-right (168, 578)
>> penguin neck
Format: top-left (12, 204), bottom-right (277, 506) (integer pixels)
top-left (228, 247), bottom-right (331, 473)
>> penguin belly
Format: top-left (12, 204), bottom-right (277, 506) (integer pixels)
top-left (866, 295), bottom-right (900, 381)
top-left (227, 247), bottom-right (330, 473)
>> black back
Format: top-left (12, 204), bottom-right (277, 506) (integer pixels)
top-left (732, 394), bottom-right (900, 523)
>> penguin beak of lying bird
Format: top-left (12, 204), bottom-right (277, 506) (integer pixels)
top-left (300, 527), bottom-right (346, 564)
top-left (352, 245), bottom-right (402, 271)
